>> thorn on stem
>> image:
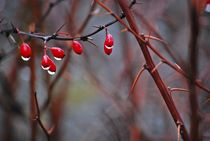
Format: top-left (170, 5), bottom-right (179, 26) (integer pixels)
top-left (151, 61), bottom-right (163, 73)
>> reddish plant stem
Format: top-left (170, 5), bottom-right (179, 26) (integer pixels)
top-left (29, 0), bottom-right (42, 140)
top-left (188, 0), bottom-right (200, 140)
top-left (133, 11), bottom-right (183, 65)
top-left (147, 43), bottom-right (210, 94)
top-left (129, 64), bottom-right (146, 97)
top-left (34, 92), bottom-right (52, 141)
top-left (116, 0), bottom-right (190, 140)
top-left (29, 41), bottom-right (37, 141)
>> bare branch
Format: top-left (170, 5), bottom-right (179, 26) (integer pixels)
top-left (129, 64), bottom-right (146, 97)
top-left (34, 92), bottom-right (54, 141)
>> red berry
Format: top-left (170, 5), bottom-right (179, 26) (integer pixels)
top-left (72, 41), bottom-right (83, 54)
top-left (41, 55), bottom-right (51, 70)
top-left (20, 43), bottom-right (32, 61)
top-left (104, 33), bottom-right (114, 47)
top-left (104, 33), bottom-right (114, 55)
top-left (207, 0), bottom-right (210, 4)
top-left (48, 59), bottom-right (56, 75)
top-left (50, 47), bottom-right (65, 60)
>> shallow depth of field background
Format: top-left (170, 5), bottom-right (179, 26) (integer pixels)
top-left (0, 0), bottom-right (210, 141)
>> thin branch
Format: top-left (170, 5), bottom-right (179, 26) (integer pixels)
top-left (34, 92), bottom-right (54, 141)
top-left (0, 13), bottom-right (125, 42)
top-left (151, 61), bottom-right (163, 74)
top-left (147, 43), bottom-right (210, 94)
top-left (77, 1), bottom-right (97, 33)
top-left (177, 123), bottom-right (181, 141)
top-left (129, 64), bottom-right (146, 97)
top-left (40, 0), bottom-right (65, 23)
top-left (168, 87), bottom-right (190, 95)
top-left (133, 11), bottom-right (183, 65)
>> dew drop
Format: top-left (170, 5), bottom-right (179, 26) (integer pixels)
top-left (48, 70), bottom-right (55, 75)
top-left (53, 56), bottom-right (62, 61)
top-left (41, 65), bottom-right (50, 70)
top-left (21, 56), bottom-right (30, 61)
top-left (105, 45), bottom-right (114, 50)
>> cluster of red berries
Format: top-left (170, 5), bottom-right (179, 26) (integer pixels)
top-left (19, 30), bottom-right (114, 75)
top-left (19, 41), bottom-right (83, 75)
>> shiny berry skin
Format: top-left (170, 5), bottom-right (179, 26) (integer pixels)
top-left (72, 41), bottom-right (83, 54)
top-left (48, 59), bottom-right (56, 75)
top-left (104, 33), bottom-right (114, 47)
top-left (20, 43), bottom-right (32, 61)
top-left (41, 55), bottom-right (51, 70)
top-left (50, 47), bottom-right (65, 60)
top-left (104, 33), bottom-right (114, 55)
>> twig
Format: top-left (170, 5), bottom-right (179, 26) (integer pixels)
top-left (40, 0), bottom-right (65, 24)
top-left (168, 87), bottom-right (190, 96)
top-left (147, 43), bottom-right (210, 94)
top-left (151, 61), bottom-right (163, 74)
top-left (177, 122), bottom-right (181, 141)
top-left (34, 92), bottom-right (54, 141)
top-left (0, 13), bottom-right (125, 42)
top-left (129, 64), bottom-right (146, 97)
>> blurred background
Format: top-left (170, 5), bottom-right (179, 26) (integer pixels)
top-left (0, 0), bottom-right (210, 141)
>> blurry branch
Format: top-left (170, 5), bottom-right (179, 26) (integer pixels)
top-left (133, 11), bottom-right (183, 65)
top-left (129, 64), bottom-right (146, 97)
top-left (103, 111), bottom-right (124, 141)
top-left (41, 48), bottom-right (71, 112)
top-left (34, 92), bottom-right (54, 141)
top-left (129, 0), bottom-right (143, 9)
top-left (77, 1), bottom-right (97, 33)
top-left (0, 71), bottom-right (23, 116)
top-left (187, 0), bottom-right (200, 140)
top-left (40, 0), bottom-right (65, 24)
top-left (147, 43), bottom-right (210, 94)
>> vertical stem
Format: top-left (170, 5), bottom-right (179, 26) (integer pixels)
top-left (188, 0), bottom-right (200, 140)
top-left (30, 41), bottom-right (37, 141)
top-left (117, 0), bottom-right (190, 140)
top-left (28, 0), bottom-right (42, 140)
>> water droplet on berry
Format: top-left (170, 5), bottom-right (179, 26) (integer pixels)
top-left (48, 70), bottom-right (56, 75)
top-left (21, 56), bottom-right (30, 61)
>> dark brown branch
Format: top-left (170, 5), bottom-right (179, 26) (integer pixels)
top-left (147, 43), bottom-right (210, 94)
top-left (188, 0), bottom-right (200, 140)
top-left (34, 92), bottom-right (53, 141)
top-left (0, 13), bottom-right (125, 43)
top-left (114, 0), bottom-right (190, 140)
